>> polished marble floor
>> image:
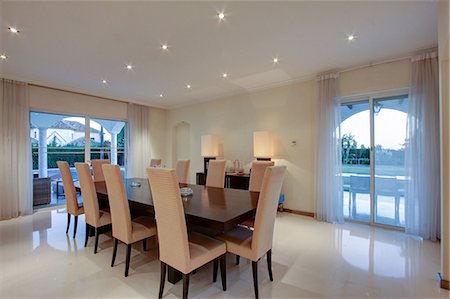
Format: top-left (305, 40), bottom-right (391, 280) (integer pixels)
top-left (0, 209), bottom-right (448, 298)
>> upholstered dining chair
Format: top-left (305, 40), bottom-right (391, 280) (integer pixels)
top-left (205, 160), bottom-right (226, 188)
top-left (75, 162), bottom-right (112, 253)
top-left (91, 159), bottom-right (110, 182)
top-left (147, 167), bottom-right (227, 299)
top-left (57, 161), bottom-right (84, 238)
top-left (176, 160), bottom-right (190, 184)
top-left (249, 161), bottom-right (275, 192)
top-left (218, 166), bottom-right (286, 299)
top-left (150, 159), bottom-right (162, 167)
top-left (239, 161), bottom-right (276, 233)
top-left (102, 164), bottom-right (157, 277)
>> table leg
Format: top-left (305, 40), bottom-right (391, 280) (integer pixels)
top-left (168, 266), bottom-right (182, 284)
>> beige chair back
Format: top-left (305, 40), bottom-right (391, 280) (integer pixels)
top-left (91, 159), bottom-right (110, 182)
top-left (102, 164), bottom-right (132, 244)
top-left (75, 163), bottom-right (100, 227)
top-left (176, 160), bottom-right (190, 184)
top-left (252, 166), bottom-right (286, 258)
top-left (57, 161), bottom-right (79, 215)
top-left (147, 168), bottom-right (190, 273)
top-left (248, 161), bottom-right (275, 192)
top-left (206, 160), bottom-right (226, 188)
top-left (150, 159), bottom-right (162, 167)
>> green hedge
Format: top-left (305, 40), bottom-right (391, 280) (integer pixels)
top-left (32, 146), bottom-right (125, 169)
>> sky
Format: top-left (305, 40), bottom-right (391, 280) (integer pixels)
top-left (341, 109), bottom-right (407, 150)
top-left (66, 117), bottom-right (112, 141)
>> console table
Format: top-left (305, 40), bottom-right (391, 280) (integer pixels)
top-left (196, 172), bottom-right (250, 190)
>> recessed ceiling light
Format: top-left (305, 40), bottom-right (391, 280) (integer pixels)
top-left (161, 44), bottom-right (169, 51)
top-left (102, 79), bottom-right (107, 84)
top-left (8, 27), bottom-right (19, 34)
top-left (217, 12), bottom-right (225, 20)
top-left (186, 84), bottom-right (191, 89)
top-left (222, 73), bottom-right (228, 78)
top-left (0, 54), bottom-right (7, 60)
top-left (273, 57), bottom-right (279, 64)
top-left (126, 64), bottom-right (133, 70)
top-left (159, 94), bottom-right (164, 98)
top-left (347, 34), bottom-right (356, 41)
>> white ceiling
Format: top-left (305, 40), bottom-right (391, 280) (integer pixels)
top-left (0, 1), bottom-right (438, 109)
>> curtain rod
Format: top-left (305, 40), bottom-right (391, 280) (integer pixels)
top-left (338, 46), bottom-right (438, 75)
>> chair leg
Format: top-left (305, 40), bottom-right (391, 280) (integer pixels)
top-left (213, 258), bottom-right (219, 282)
top-left (236, 255), bottom-right (240, 265)
top-left (111, 238), bottom-right (118, 267)
top-left (143, 238), bottom-right (147, 251)
top-left (159, 261), bottom-right (166, 299)
top-left (351, 192), bottom-right (356, 217)
top-left (125, 244), bottom-right (132, 277)
top-left (84, 224), bottom-right (89, 247)
top-left (73, 215), bottom-right (78, 239)
top-left (182, 273), bottom-right (190, 299)
top-left (94, 227), bottom-right (99, 254)
top-left (66, 214), bottom-right (71, 234)
top-left (252, 261), bottom-right (259, 299)
top-left (267, 249), bottom-right (273, 281)
top-left (220, 254), bottom-right (227, 291)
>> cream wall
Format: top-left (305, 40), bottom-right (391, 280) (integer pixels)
top-left (167, 59), bottom-right (411, 213)
top-left (29, 85), bottom-right (128, 120)
top-left (340, 59), bottom-right (411, 96)
top-left (148, 106), bottom-right (168, 163)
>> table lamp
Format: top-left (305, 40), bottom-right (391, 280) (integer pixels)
top-left (253, 131), bottom-right (272, 161)
top-left (201, 135), bottom-right (219, 174)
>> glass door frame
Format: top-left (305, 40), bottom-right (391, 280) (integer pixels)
top-left (340, 88), bottom-right (408, 231)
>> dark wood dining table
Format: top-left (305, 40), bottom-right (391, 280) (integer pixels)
top-left (93, 178), bottom-right (259, 232)
top-left (84, 178), bottom-right (259, 283)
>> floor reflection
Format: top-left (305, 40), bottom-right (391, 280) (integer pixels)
top-left (0, 208), bottom-right (447, 299)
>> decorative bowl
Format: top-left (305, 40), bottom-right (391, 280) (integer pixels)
top-left (130, 181), bottom-right (141, 188)
top-left (180, 187), bottom-right (193, 197)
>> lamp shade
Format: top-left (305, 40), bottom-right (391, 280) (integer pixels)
top-left (201, 135), bottom-right (219, 157)
top-left (253, 131), bottom-right (272, 158)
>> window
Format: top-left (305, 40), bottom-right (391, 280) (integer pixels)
top-left (340, 95), bottom-right (408, 228)
top-left (30, 111), bottom-right (127, 207)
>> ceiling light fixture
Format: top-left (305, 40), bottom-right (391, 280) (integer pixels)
top-left (347, 34), bottom-right (356, 41)
top-left (222, 73), bottom-right (228, 78)
top-left (126, 64), bottom-right (133, 70)
top-left (273, 57), bottom-right (279, 63)
top-left (159, 94), bottom-right (164, 98)
top-left (186, 84), bottom-right (191, 89)
top-left (8, 27), bottom-right (19, 34)
top-left (161, 44), bottom-right (169, 51)
top-left (102, 79), bottom-right (107, 84)
top-left (217, 12), bottom-right (225, 20)
top-left (0, 54), bottom-right (7, 60)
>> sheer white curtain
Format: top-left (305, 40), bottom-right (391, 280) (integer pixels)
top-left (405, 52), bottom-right (440, 240)
top-left (316, 73), bottom-right (344, 223)
top-left (0, 79), bottom-right (33, 220)
top-left (127, 103), bottom-right (151, 178)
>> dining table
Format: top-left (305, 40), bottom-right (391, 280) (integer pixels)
top-left (82, 177), bottom-right (259, 283)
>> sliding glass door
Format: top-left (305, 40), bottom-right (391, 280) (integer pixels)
top-left (30, 111), bottom-right (127, 208)
top-left (341, 101), bottom-right (371, 223)
top-left (340, 95), bottom-right (408, 228)
top-left (89, 118), bottom-right (126, 167)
